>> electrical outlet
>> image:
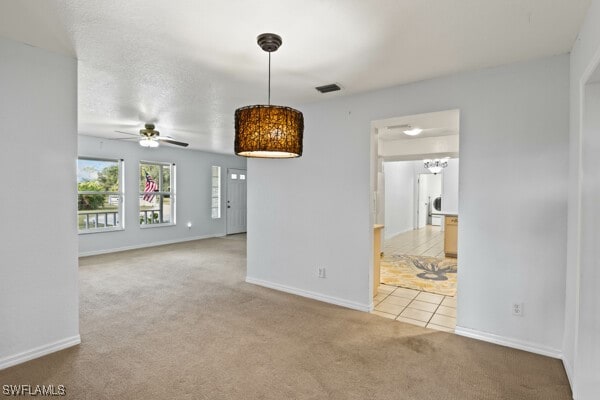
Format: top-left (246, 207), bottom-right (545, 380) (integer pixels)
top-left (318, 267), bottom-right (327, 278)
top-left (512, 302), bottom-right (524, 317)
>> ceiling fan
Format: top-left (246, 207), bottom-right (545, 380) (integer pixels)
top-left (115, 123), bottom-right (189, 147)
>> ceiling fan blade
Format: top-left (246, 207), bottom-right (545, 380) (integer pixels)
top-left (107, 137), bottom-right (139, 141)
top-left (157, 137), bottom-right (189, 147)
top-left (115, 130), bottom-right (140, 136)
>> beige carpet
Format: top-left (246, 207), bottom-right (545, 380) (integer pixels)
top-left (0, 235), bottom-right (571, 399)
top-left (380, 254), bottom-right (458, 296)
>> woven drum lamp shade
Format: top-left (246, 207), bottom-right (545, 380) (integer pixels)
top-left (235, 105), bottom-right (304, 158)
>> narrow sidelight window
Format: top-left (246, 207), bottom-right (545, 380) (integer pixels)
top-left (211, 166), bottom-right (221, 219)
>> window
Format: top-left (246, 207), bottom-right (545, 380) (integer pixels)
top-left (139, 162), bottom-right (175, 226)
top-left (77, 158), bottom-right (124, 233)
top-left (211, 166), bottom-right (221, 219)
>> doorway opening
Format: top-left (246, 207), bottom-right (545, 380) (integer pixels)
top-left (371, 109), bottom-right (460, 332)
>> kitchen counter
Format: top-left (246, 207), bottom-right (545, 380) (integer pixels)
top-left (431, 211), bottom-right (458, 217)
top-left (442, 215), bottom-right (458, 258)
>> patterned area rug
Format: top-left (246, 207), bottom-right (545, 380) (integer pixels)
top-left (380, 254), bottom-right (458, 296)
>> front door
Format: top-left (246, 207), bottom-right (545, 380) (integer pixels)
top-left (226, 168), bottom-right (247, 234)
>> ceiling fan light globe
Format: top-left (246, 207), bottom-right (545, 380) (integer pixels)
top-left (139, 138), bottom-right (159, 147)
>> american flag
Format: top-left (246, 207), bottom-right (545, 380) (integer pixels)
top-left (143, 172), bottom-right (159, 202)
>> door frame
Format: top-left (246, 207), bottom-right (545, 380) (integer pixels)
top-left (225, 167), bottom-right (247, 235)
top-left (371, 111), bottom-right (460, 300)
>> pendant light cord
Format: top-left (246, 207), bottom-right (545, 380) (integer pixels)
top-left (268, 52), bottom-right (271, 106)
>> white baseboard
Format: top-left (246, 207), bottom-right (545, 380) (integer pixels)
top-left (562, 358), bottom-right (576, 398)
top-left (0, 335), bottom-right (81, 371)
top-left (454, 326), bottom-right (562, 359)
top-left (245, 276), bottom-right (371, 312)
top-left (79, 233), bottom-right (226, 257)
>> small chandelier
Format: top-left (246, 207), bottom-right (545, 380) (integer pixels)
top-left (424, 158), bottom-right (449, 174)
top-left (234, 33), bottom-right (304, 158)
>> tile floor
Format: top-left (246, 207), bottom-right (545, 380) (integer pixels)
top-left (383, 225), bottom-right (445, 258)
top-left (372, 226), bottom-right (458, 331)
top-left (372, 284), bottom-right (456, 331)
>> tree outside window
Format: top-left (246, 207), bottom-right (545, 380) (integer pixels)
top-left (77, 158), bottom-right (124, 232)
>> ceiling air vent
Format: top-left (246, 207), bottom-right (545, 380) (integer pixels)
top-left (315, 83), bottom-right (341, 93)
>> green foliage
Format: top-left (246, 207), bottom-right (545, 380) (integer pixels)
top-left (98, 165), bottom-right (119, 191)
top-left (78, 181), bottom-right (105, 210)
top-left (140, 212), bottom-right (160, 224)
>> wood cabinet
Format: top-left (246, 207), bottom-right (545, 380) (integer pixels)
top-left (373, 225), bottom-right (384, 296)
top-left (444, 216), bottom-right (458, 258)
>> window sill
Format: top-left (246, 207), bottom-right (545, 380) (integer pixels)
top-left (79, 227), bottom-right (124, 235)
top-left (140, 223), bottom-right (176, 229)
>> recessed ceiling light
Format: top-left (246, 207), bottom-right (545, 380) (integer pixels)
top-left (403, 128), bottom-right (423, 136)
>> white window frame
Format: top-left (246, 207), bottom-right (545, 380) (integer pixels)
top-left (211, 166), bottom-right (221, 219)
top-left (139, 161), bottom-right (176, 228)
top-left (77, 157), bottom-right (124, 234)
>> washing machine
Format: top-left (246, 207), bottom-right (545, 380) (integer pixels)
top-left (431, 196), bottom-right (442, 226)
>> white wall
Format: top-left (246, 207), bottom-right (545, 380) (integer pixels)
top-left (442, 158), bottom-right (459, 213)
top-left (247, 101), bottom-right (373, 311)
top-left (384, 161), bottom-right (416, 238)
top-left (576, 81), bottom-right (600, 400)
top-left (78, 136), bottom-right (246, 255)
top-left (566, 2), bottom-right (600, 396)
top-left (247, 55), bottom-right (570, 355)
top-left (0, 37), bottom-right (79, 369)
top-left (381, 135), bottom-right (459, 161)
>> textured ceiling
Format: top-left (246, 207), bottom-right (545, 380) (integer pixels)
top-left (0, 0), bottom-right (590, 154)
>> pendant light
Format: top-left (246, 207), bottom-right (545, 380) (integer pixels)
top-left (234, 33), bottom-right (304, 158)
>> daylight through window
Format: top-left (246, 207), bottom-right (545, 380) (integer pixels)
top-left (139, 162), bottom-right (176, 226)
top-left (77, 158), bottom-right (124, 233)
top-left (211, 166), bottom-right (221, 219)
